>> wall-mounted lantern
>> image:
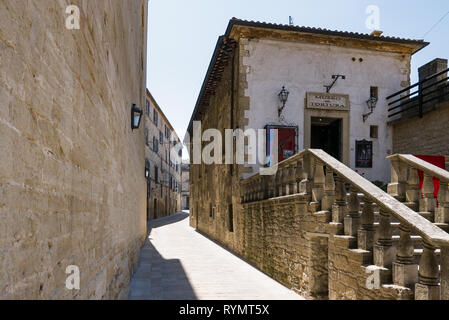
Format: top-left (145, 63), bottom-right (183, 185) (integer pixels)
top-left (278, 86), bottom-right (290, 117)
top-left (131, 104), bottom-right (143, 130)
top-left (145, 159), bottom-right (150, 179)
top-left (363, 96), bottom-right (378, 122)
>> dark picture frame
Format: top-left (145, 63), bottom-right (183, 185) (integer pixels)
top-left (355, 140), bottom-right (373, 168)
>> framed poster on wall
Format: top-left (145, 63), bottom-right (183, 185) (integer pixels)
top-left (266, 125), bottom-right (298, 166)
top-left (355, 140), bottom-right (373, 168)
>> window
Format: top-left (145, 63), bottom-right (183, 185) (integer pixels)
top-left (370, 125), bottom-right (379, 139)
top-left (159, 131), bottom-right (163, 144)
top-left (153, 109), bottom-right (158, 126)
top-left (146, 100), bottom-right (150, 116)
top-left (165, 125), bottom-right (170, 139)
top-left (370, 86), bottom-right (378, 100)
top-left (228, 204), bottom-right (234, 232)
top-left (153, 136), bottom-right (159, 153)
top-left (154, 166), bottom-right (159, 183)
top-left (145, 129), bottom-right (149, 146)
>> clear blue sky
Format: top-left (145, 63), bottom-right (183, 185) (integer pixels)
top-left (147, 0), bottom-right (449, 143)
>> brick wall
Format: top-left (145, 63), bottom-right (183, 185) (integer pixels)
top-left (0, 0), bottom-right (148, 299)
top-left (392, 101), bottom-right (449, 156)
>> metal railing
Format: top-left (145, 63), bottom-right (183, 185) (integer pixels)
top-left (387, 68), bottom-right (449, 119)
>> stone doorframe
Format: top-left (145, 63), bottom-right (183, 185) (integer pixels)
top-left (304, 108), bottom-right (350, 166)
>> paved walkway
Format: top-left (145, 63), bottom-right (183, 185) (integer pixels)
top-left (128, 212), bottom-right (304, 300)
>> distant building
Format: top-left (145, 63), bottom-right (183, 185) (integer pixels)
top-left (145, 90), bottom-right (182, 220)
top-left (181, 161), bottom-right (190, 210)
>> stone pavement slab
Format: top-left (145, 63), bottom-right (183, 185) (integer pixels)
top-left (128, 212), bottom-right (304, 300)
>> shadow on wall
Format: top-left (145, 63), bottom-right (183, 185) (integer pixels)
top-left (128, 213), bottom-right (197, 300)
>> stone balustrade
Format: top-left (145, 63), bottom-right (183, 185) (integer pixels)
top-left (239, 149), bottom-right (449, 300)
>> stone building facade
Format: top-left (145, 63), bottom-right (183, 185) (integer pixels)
top-left (144, 90), bottom-right (182, 220)
top-left (186, 19), bottom-right (431, 298)
top-left (0, 0), bottom-right (148, 299)
top-left (181, 161), bottom-right (190, 210)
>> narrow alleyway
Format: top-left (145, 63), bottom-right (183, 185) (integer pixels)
top-left (128, 212), bottom-right (304, 300)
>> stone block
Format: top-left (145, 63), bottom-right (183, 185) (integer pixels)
top-left (344, 215), bottom-right (360, 236)
top-left (332, 204), bottom-right (346, 224)
top-left (415, 283), bottom-right (440, 300)
top-left (392, 262), bottom-right (418, 288)
top-left (419, 198), bottom-right (436, 213)
top-left (374, 244), bottom-right (396, 268)
top-left (358, 229), bottom-right (375, 251)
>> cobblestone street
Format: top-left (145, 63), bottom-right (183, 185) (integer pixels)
top-left (128, 212), bottom-right (304, 300)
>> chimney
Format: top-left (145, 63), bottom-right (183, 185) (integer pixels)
top-left (370, 30), bottom-right (383, 37)
top-left (419, 58), bottom-right (448, 82)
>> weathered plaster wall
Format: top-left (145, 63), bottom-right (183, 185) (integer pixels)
top-left (242, 38), bottom-right (411, 183)
top-left (0, 0), bottom-right (147, 299)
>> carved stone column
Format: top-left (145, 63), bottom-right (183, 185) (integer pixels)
top-left (275, 169), bottom-right (282, 197)
top-left (387, 158), bottom-right (408, 202)
top-left (295, 160), bottom-right (303, 194)
top-left (281, 166), bottom-right (289, 196)
top-left (312, 161), bottom-right (325, 208)
top-left (420, 173), bottom-right (436, 220)
top-left (287, 164), bottom-right (296, 196)
top-left (332, 176), bottom-right (347, 224)
top-left (405, 167), bottom-right (420, 211)
top-left (299, 154), bottom-right (313, 196)
top-left (344, 185), bottom-right (361, 236)
top-left (441, 246), bottom-right (449, 300)
top-left (322, 168), bottom-right (335, 212)
top-left (436, 182), bottom-right (449, 223)
top-left (393, 225), bottom-right (418, 287)
top-left (415, 241), bottom-right (440, 300)
top-left (374, 210), bottom-right (396, 268)
top-left (358, 197), bottom-right (375, 250)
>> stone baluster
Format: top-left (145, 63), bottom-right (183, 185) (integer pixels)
top-left (344, 185), bottom-right (361, 236)
top-left (388, 158), bottom-right (408, 202)
top-left (358, 197), bottom-right (375, 250)
top-left (441, 246), bottom-right (449, 300)
top-left (312, 161), bottom-right (325, 208)
top-left (393, 225), bottom-right (418, 288)
top-left (268, 174), bottom-right (275, 199)
top-left (254, 178), bottom-right (260, 201)
top-left (436, 182), bottom-right (449, 223)
top-left (240, 184), bottom-right (246, 203)
top-left (322, 167), bottom-right (335, 212)
top-left (299, 154), bottom-right (313, 196)
top-left (295, 159), bottom-right (303, 194)
top-left (262, 175), bottom-right (269, 200)
top-left (415, 241), bottom-right (440, 300)
top-left (281, 166), bottom-right (289, 196)
top-left (374, 210), bottom-right (395, 268)
top-left (405, 167), bottom-right (420, 211)
top-left (332, 176), bottom-right (347, 224)
top-left (275, 169), bottom-right (282, 197)
top-left (287, 164), bottom-right (296, 195)
top-left (420, 173), bottom-right (436, 220)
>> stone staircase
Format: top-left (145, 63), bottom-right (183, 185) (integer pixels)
top-left (320, 152), bottom-right (449, 300)
top-left (239, 149), bottom-right (449, 300)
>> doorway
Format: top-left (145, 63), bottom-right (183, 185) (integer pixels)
top-left (311, 117), bottom-right (342, 161)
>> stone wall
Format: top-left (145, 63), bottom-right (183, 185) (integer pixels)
top-left (0, 0), bottom-right (148, 299)
top-left (392, 101), bottom-right (449, 157)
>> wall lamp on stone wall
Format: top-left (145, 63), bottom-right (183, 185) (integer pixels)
top-left (131, 104), bottom-right (143, 130)
top-left (145, 159), bottom-right (150, 179)
top-left (363, 96), bottom-right (378, 122)
top-left (278, 86), bottom-right (290, 117)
